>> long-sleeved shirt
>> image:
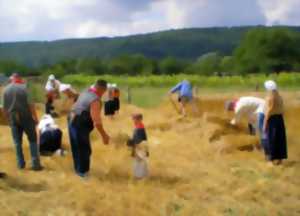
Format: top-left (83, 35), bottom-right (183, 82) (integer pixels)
top-left (170, 80), bottom-right (193, 99)
top-left (233, 97), bottom-right (265, 123)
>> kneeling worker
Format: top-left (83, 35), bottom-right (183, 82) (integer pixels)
top-left (38, 115), bottom-right (64, 156)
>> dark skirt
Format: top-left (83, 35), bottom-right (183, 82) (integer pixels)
top-left (104, 100), bottom-right (115, 116)
top-left (266, 114), bottom-right (287, 160)
top-left (39, 129), bottom-right (62, 154)
top-left (113, 97), bottom-right (120, 111)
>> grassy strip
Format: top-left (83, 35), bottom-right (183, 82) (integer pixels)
top-left (62, 73), bottom-right (300, 89)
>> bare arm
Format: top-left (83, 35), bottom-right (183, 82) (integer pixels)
top-left (30, 104), bottom-right (39, 124)
top-left (263, 97), bottom-right (273, 131)
top-left (231, 105), bottom-right (242, 125)
top-left (90, 100), bottom-right (109, 145)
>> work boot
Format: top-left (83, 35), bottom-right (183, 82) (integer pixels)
top-left (0, 172), bottom-right (7, 179)
top-left (31, 165), bottom-right (44, 171)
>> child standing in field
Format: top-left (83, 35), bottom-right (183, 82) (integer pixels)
top-left (127, 113), bottom-right (149, 179)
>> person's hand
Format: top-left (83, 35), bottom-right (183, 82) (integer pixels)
top-left (102, 132), bottom-right (110, 145)
top-left (230, 119), bottom-right (236, 126)
top-left (33, 116), bottom-right (39, 125)
top-left (263, 124), bottom-right (267, 133)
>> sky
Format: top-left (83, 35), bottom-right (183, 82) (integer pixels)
top-left (0, 0), bottom-right (299, 42)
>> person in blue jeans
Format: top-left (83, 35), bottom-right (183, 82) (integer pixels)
top-left (257, 113), bottom-right (269, 158)
top-left (225, 97), bottom-right (268, 154)
top-left (169, 80), bottom-right (198, 116)
top-left (2, 73), bottom-right (42, 171)
top-left (68, 79), bottom-right (110, 178)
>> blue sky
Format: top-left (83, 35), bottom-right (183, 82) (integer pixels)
top-left (0, 0), bottom-right (299, 42)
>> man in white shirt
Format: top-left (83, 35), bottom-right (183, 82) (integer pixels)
top-left (225, 96), bottom-right (267, 149)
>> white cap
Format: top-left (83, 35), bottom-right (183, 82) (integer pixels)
top-left (107, 83), bottom-right (113, 89)
top-left (264, 80), bottom-right (277, 91)
top-left (49, 74), bottom-right (55, 80)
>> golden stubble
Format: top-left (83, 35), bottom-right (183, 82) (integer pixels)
top-left (0, 91), bottom-right (299, 216)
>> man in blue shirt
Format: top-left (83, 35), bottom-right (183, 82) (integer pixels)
top-left (168, 80), bottom-right (198, 116)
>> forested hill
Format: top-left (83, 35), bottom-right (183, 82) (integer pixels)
top-left (0, 26), bottom-right (299, 68)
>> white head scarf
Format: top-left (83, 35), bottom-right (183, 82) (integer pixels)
top-left (107, 83), bottom-right (113, 89)
top-left (264, 80), bottom-right (277, 91)
top-left (49, 74), bottom-right (55, 81)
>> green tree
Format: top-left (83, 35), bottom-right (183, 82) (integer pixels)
top-left (159, 57), bottom-right (187, 74)
top-left (220, 56), bottom-right (235, 73)
top-left (185, 52), bottom-right (222, 75)
top-left (0, 60), bottom-right (30, 76)
top-left (234, 28), bottom-right (300, 74)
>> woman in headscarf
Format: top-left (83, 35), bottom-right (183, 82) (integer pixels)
top-left (263, 80), bottom-right (287, 165)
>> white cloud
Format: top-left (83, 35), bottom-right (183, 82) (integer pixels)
top-left (0, 0), bottom-right (299, 42)
top-left (258, 0), bottom-right (300, 25)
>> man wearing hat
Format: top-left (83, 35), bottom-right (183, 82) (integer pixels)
top-left (2, 73), bottom-right (42, 170)
top-left (68, 79), bottom-right (110, 178)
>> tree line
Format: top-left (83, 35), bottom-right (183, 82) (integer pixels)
top-left (0, 27), bottom-right (299, 77)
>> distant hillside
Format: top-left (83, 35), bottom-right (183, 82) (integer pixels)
top-left (0, 26), bottom-right (299, 68)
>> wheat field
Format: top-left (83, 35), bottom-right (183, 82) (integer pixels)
top-left (0, 91), bottom-right (299, 216)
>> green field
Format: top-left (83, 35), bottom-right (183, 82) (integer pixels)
top-left (24, 73), bottom-right (300, 108)
top-left (62, 73), bottom-right (300, 88)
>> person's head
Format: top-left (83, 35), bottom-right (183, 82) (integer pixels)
top-left (9, 73), bottom-right (24, 84)
top-left (264, 80), bottom-right (277, 93)
top-left (48, 74), bottom-right (56, 85)
top-left (49, 74), bottom-right (55, 81)
top-left (132, 113), bottom-right (143, 124)
top-left (10, 72), bottom-right (20, 79)
top-left (94, 79), bottom-right (107, 96)
top-left (225, 100), bottom-right (236, 111)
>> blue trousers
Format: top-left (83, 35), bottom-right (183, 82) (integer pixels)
top-left (257, 113), bottom-right (269, 156)
top-left (9, 113), bottom-right (40, 169)
top-left (68, 119), bottom-right (92, 176)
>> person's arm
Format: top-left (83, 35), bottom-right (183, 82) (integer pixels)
top-left (29, 104), bottom-right (39, 125)
top-left (2, 91), bottom-right (8, 122)
top-left (231, 103), bottom-right (242, 125)
top-left (169, 82), bottom-right (182, 95)
top-left (263, 97), bottom-right (273, 131)
top-left (90, 100), bottom-right (109, 145)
